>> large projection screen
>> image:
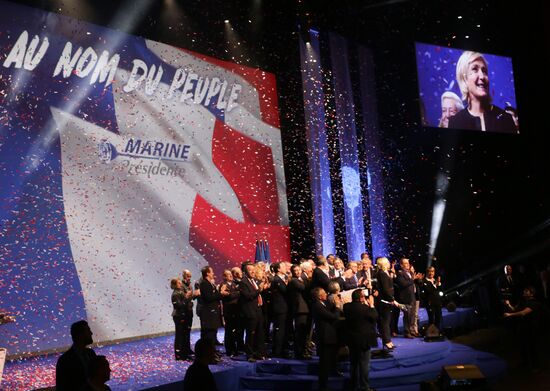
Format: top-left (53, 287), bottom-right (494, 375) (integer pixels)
top-left (0, 1), bottom-right (290, 355)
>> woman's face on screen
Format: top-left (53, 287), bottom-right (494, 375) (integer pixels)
top-left (466, 58), bottom-right (489, 102)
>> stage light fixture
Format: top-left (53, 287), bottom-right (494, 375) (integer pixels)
top-left (223, 19), bottom-right (252, 65)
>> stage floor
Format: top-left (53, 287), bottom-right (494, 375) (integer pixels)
top-left (2, 307), bottom-right (505, 391)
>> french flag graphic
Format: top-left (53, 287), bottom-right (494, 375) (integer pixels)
top-left (0, 0), bottom-right (289, 353)
top-left (54, 39), bottom-right (290, 342)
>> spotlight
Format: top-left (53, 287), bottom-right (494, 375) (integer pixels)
top-left (428, 172), bottom-right (449, 266)
top-left (224, 19), bottom-right (229, 23)
top-left (298, 23), bottom-right (311, 46)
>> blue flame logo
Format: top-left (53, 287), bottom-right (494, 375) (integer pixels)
top-left (98, 140), bottom-right (118, 163)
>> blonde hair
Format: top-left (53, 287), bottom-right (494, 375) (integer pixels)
top-left (377, 257), bottom-right (390, 271)
top-left (455, 51), bottom-right (490, 103)
top-left (255, 262), bottom-right (266, 279)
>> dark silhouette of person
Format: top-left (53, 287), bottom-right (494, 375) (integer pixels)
top-left (270, 262), bottom-right (289, 357)
top-left (231, 266), bottom-right (246, 353)
top-left (343, 289), bottom-right (378, 391)
top-left (497, 264), bottom-right (520, 310)
top-left (171, 277), bottom-right (193, 360)
top-left (311, 287), bottom-right (341, 391)
top-left (288, 264), bottom-right (310, 359)
top-left (80, 355), bottom-right (112, 391)
top-left (422, 266), bottom-right (443, 331)
top-left (56, 320), bottom-right (97, 391)
top-left (183, 338), bottom-right (219, 391)
top-left (198, 266), bottom-right (223, 344)
top-left (220, 269), bottom-right (240, 357)
top-left (503, 286), bottom-right (549, 371)
top-left (239, 261), bottom-right (266, 362)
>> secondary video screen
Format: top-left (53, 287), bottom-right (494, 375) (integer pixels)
top-left (416, 42), bottom-right (519, 134)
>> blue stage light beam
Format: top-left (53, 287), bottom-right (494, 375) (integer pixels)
top-left (20, 0), bottom-right (156, 178)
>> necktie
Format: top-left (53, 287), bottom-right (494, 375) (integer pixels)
top-left (251, 278), bottom-right (262, 306)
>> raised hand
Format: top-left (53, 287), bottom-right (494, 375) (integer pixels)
top-left (367, 295), bottom-right (375, 308)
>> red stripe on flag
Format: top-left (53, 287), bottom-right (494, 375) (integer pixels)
top-left (211, 120), bottom-right (280, 225)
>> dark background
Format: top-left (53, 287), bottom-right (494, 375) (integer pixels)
top-left (9, 0), bottom-right (550, 288)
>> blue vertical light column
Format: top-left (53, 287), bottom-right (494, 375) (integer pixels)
top-left (328, 33), bottom-right (366, 261)
top-left (299, 31), bottom-right (335, 256)
top-left (357, 45), bottom-right (389, 258)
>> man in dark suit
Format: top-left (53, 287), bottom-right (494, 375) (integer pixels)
top-left (220, 269), bottom-right (240, 357)
top-left (231, 266), bottom-right (246, 352)
top-left (56, 320), bottom-right (97, 391)
top-left (199, 266), bottom-right (223, 346)
top-left (288, 264), bottom-right (310, 359)
top-left (270, 262), bottom-right (289, 357)
top-left (312, 256), bottom-right (331, 291)
top-left (300, 260), bottom-right (315, 357)
top-left (395, 258), bottom-right (417, 338)
top-left (343, 289), bottom-right (378, 391)
top-left (497, 264), bottom-right (520, 309)
top-left (311, 287), bottom-right (341, 391)
top-left (343, 266), bottom-right (360, 291)
top-left (179, 270), bottom-right (196, 358)
top-left (422, 266), bottom-right (443, 331)
top-left (171, 277), bottom-right (193, 360)
top-left (239, 262), bottom-right (266, 362)
top-left (330, 258), bottom-right (346, 290)
top-left (359, 254), bottom-right (374, 289)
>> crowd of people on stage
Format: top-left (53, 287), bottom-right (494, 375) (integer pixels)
top-left (168, 254), bottom-right (445, 391)
top-left (46, 257), bottom-right (550, 391)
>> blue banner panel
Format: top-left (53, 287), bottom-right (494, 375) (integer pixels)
top-left (357, 46), bottom-right (389, 259)
top-left (329, 33), bottom-right (366, 261)
top-left (299, 31), bottom-right (335, 256)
